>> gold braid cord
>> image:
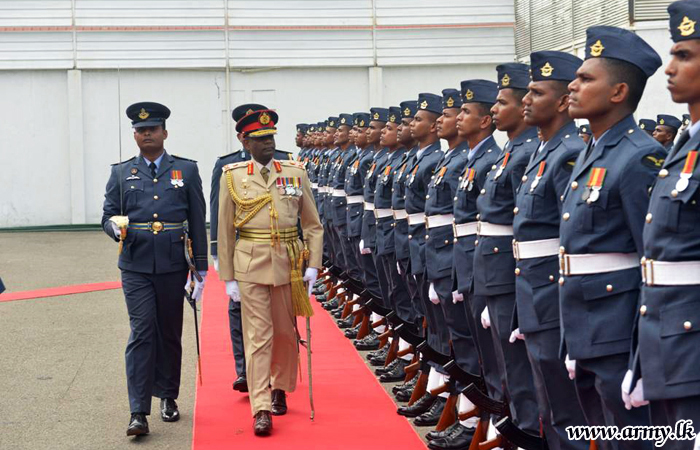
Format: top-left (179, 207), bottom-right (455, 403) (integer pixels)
top-left (225, 170), bottom-right (313, 317)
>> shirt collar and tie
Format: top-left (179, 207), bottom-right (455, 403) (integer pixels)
top-left (143, 152), bottom-right (165, 178)
top-left (254, 159), bottom-right (274, 182)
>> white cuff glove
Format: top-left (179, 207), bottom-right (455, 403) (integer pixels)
top-left (428, 283), bottom-right (440, 305)
top-left (212, 255), bottom-right (219, 273)
top-left (187, 271), bottom-right (207, 302)
top-left (565, 354), bottom-right (576, 380)
top-left (303, 267), bottom-right (319, 297)
top-left (397, 261), bottom-right (402, 275)
top-left (110, 222), bottom-right (122, 239)
top-left (622, 370), bottom-right (649, 410)
top-left (359, 239), bottom-right (371, 254)
top-left (452, 290), bottom-right (464, 304)
top-left (508, 328), bottom-right (524, 343)
top-left (226, 280), bottom-right (241, 302)
top-left (481, 307), bottom-right (491, 329)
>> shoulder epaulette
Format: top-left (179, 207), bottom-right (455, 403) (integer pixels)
top-left (172, 154), bottom-right (197, 163)
top-left (222, 161), bottom-right (247, 172)
top-left (111, 156), bottom-right (136, 166)
top-left (218, 149), bottom-right (243, 160)
top-left (280, 160), bottom-right (306, 169)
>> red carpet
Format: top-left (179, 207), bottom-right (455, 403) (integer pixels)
top-left (192, 270), bottom-right (427, 449)
top-left (0, 281), bottom-right (122, 302)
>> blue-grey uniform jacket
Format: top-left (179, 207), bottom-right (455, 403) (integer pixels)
top-left (328, 145), bottom-right (357, 227)
top-left (374, 148), bottom-right (408, 256)
top-left (345, 147), bottom-right (373, 239)
top-left (392, 146), bottom-right (419, 262)
top-left (361, 147), bottom-right (389, 249)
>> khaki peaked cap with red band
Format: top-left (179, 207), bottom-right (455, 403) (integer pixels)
top-left (235, 109), bottom-right (279, 138)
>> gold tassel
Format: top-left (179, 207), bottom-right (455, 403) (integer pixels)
top-left (287, 240), bottom-right (314, 318)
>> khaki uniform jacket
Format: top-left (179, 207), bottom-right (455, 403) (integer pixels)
top-left (218, 159), bottom-right (323, 286)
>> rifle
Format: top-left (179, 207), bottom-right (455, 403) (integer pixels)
top-left (495, 416), bottom-right (549, 450)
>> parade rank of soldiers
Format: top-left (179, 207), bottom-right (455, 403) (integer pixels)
top-left (98, 1), bottom-right (700, 447)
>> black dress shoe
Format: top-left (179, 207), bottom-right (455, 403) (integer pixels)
top-left (368, 350), bottom-right (388, 366)
top-left (316, 294), bottom-right (328, 302)
top-left (397, 393), bottom-right (436, 417)
top-left (322, 299), bottom-right (338, 310)
top-left (271, 389), bottom-right (287, 416)
top-left (414, 396), bottom-right (447, 427)
top-left (395, 387), bottom-right (413, 402)
top-left (367, 344), bottom-right (388, 360)
top-left (160, 398), bottom-right (180, 422)
top-left (392, 375), bottom-right (417, 394)
top-left (380, 358), bottom-right (409, 382)
top-left (127, 413), bottom-right (149, 436)
top-left (337, 316), bottom-right (355, 329)
top-left (344, 325), bottom-right (360, 339)
top-left (375, 358), bottom-right (399, 375)
top-left (427, 424), bottom-right (476, 450)
top-left (253, 410), bottom-right (272, 436)
top-left (426, 421), bottom-right (460, 441)
top-left (355, 335), bottom-right (380, 351)
top-left (233, 375), bottom-right (248, 393)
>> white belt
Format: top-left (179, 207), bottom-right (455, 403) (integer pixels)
top-left (453, 221), bottom-right (478, 238)
top-left (311, 183), bottom-right (319, 189)
top-left (374, 208), bottom-right (393, 219)
top-left (346, 195), bottom-right (363, 205)
top-left (317, 186), bottom-right (327, 194)
top-left (641, 258), bottom-right (700, 286)
top-left (408, 212), bottom-right (425, 226)
top-left (477, 221), bottom-right (513, 237)
top-left (513, 238), bottom-right (561, 260)
top-left (332, 189), bottom-right (346, 197)
top-left (393, 209), bottom-right (408, 221)
top-left (363, 201), bottom-right (375, 211)
top-left (559, 252), bottom-right (638, 276)
top-left (425, 214), bottom-right (454, 229)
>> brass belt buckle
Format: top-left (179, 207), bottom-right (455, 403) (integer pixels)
top-left (559, 252), bottom-right (568, 275)
top-left (151, 221), bottom-right (164, 234)
top-left (512, 239), bottom-right (520, 261)
top-left (641, 258), bottom-right (654, 286)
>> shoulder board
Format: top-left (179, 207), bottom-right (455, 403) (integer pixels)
top-left (218, 149), bottom-right (243, 160)
top-left (624, 127), bottom-right (658, 148)
top-left (280, 160), bottom-right (306, 169)
top-left (222, 161), bottom-right (247, 172)
top-left (111, 156), bottom-right (136, 166)
top-left (172, 154), bottom-right (197, 163)
top-left (641, 152), bottom-right (666, 169)
top-left (559, 133), bottom-right (585, 152)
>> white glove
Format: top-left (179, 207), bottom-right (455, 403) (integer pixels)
top-left (110, 222), bottom-right (121, 239)
top-left (622, 370), bottom-right (649, 410)
top-left (428, 283), bottom-right (440, 305)
top-left (187, 271), bottom-right (207, 302)
top-left (212, 255), bottom-right (219, 273)
top-left (481, 307), bottom-right (491, 329)
top-left (565, 354), bottom-right (576, 380)
top-left (508, 328), bottom-right (525, 343)
top-left (359, 239), bottom-right (371, 254)
top-left (303, 267), bottom-right (319, 297)
top-left (226, 280), bottom-right (241, 302)
top-left (397, 261), bottom-right (402, 275)
top-left (452, 290), bottom-right (464, 304)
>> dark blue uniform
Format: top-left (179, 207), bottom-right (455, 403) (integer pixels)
top-left (330, 144), bottom-right (362, 281)
top-left (102, 152), bottom-right (207, 414)
top-left (210, 148), bottom-right (292, 381)
top-left (474, 126), bottom-right (540, 433)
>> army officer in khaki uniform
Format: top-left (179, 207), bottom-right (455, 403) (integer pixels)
top-left (217, 108), bottom-right (323, 436)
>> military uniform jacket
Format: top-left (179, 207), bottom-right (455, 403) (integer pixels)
top-left (316, 147), bottom-right (332, 223)
top-left (452, 136), bottom-right (500, 294)
top-left (210, 148), bottom-right (292, 256)
top-left (474, 127), bottom-right (539, 297)
top-left (392, 146), bottom-right (419, 262)
top-left (361, 147), bottom-right (389, 249)
top-left (559, 115), bottom-right (665, 360)
top-left (328, 146), bottom-right (357, 226)
top-left (217, 159), bottom-right (323, 286)
top-left (404, 141), bottom-right (443, 275)
top-left (374, 148), bottom-right (408, 257)
top-left (512, 122), bottom-right (582, 333)
top-left (322, 147), bottom-right (342, 224)
top-left (345, 147), bottom-right (373, 238)
top-left (639, 129), bottom-right (700, 400)
top-left (424, 142), bottom-right (469, 281)
top-left (101, 152), bottom-right (208, 274)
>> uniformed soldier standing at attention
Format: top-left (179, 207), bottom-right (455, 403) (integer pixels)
top-left (217, 109), bottom-right (323, 436)
top-left (653, 114), bottom-right (682, 152)
top-left (102, 102), bottom-right (208, 437)
top-left (639, 118), bottom-right (657, 137)
top-left (638, 3), bottom-right (700, 448)
top-left (560, 26), bottom-right (665, 450)
top-left (514, 51), bottom-right (589, 450)
top-left (210, 104), bottom-right (294, 395)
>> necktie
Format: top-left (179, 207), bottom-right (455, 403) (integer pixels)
top-left (260, 166), bottom-right (270, 183)
top-left (669, 130), bottom-right (690, 160)
top-left (149, 162), bottom-right (157, 178)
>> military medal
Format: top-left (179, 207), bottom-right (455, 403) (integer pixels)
top-left (397, 163), bottom-right (407, 182)
top-left (276, 178), bottom-right (286, 195)
top-left (351, 160), bottom-right (360, 176)
top-left (494, 152), bottom-right (510, 180)
top-left (586, 167), bottom-right (607, 203)
top-left (435, 166), bottom-right (447, 186)
top-left (460, 168), bottom-right (476, 191)
top-left (530, 161), bottom-right (546, 192)
top-left (676, 150), bottom-right (698, 192)
top-left (409, 166), bottom-right (419, 185)
top-left (383, 165), bottom-right (392, 184)
top-left (170, 170), bottom-right (184, 187)
top-left (367, 163), bottom-right (377, 179)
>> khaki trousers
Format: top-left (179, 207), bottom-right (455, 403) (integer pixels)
top-left (238, 281), bottom-right (298, 416)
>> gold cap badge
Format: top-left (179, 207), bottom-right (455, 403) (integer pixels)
top-left (373, 112), bottom-right (380, 120)
top-left (679, 16), bottom-right (697, 37)
top-left (541, 62), bottom-right (554, 77)
top-left (465, 89), bottom-right (474, 101)
top-left (659, 118), bottom-right (665, 125)
top-left (246, 108), bottom-right (254, 115)
top-left (259, 112), bottom-right (271, 125)
top-left (446, 97), bottom-right (455, 108)
top-left (640, 124), bottom-right (645, 129)
top-left (389, 114), bottom-right (396, 123)
top-left (138, 108), bottom-right (149, 120)
top-left (501, 74), bottom-right (510, 87)
top-left (341, 117), bottom-right (346, 124)
top-left (404, 107), bottom-right (411, 116)
top-left (590, 40), bottom-right (604, 57)
top-left (360, 120), bottom-right (365, 127)
top-left (420, 100), bottom-right (428, 109)
top-left (330, 120), bottom-right (335, 127)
